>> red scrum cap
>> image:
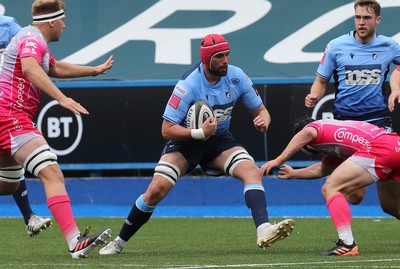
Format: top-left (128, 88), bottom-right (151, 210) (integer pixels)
top-left (200, 34), bottom-right (230, 68)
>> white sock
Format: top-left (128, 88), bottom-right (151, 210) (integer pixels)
top-left (256, 222), bottom-right (271, 237)
top-left (68, 231), bottom-right (81, 251)
top-left (115, 236), bottom-right (127, 248)
top-left (337, 226), bottom-right (354, 245)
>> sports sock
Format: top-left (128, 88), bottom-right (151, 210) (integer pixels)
top-left (47, 195), bottom-right (80, 250)
top-left (326, 193), bottom-right (354, 245)
top-left (119, 195), bottom-right (154, 242)
top-left (244, 184), bottom-right (269, 228)
top-left (12, 179), bottom-right (34, 225)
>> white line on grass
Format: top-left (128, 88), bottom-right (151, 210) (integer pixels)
top-left (15, 259), bottom-right (400, 269)
top-left (159, 258), bottom-right (400, 269)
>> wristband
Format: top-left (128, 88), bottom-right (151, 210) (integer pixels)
top-left (191, 128), bottom-right (205, 140)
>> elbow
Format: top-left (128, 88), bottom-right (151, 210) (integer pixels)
top-left (161, 129), bottom-right (172, 140)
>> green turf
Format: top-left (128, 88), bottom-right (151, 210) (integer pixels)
top-left (0, 217), bottom-right (398, 268)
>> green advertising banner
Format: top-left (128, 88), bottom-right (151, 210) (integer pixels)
top-left (2, 0), bottom-right (399, 81)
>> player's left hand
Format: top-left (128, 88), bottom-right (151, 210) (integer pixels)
top-left (388, 91), bottom-right (400, 112)
top-left (253, 115), bottom-right (268, 132)
top-left (93, 55), bottom-right (114, 76)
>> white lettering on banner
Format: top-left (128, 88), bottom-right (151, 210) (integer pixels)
top-left (62, 0), bottom-right (271, 65)
top-left (37, 100), bottom-right (83, 156)
top-left (265, 0), bottom-right (400, 63)
top-left (47, 117), bottom-right (73, 138)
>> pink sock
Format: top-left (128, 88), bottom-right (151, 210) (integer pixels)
top-left (326, 193), bottom-right (355, 244)
top-left (326, 193), bottom-right (352, 228)
top-left (47, 195), bottom-right (80, 248)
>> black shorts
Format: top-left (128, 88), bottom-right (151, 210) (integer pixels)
top-left (334, 110), bottom-right (393, 132)
top-left (161, 133), bottom-right (243, 173)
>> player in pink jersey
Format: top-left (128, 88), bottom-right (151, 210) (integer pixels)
top-left (0, 0), bottom-right (113, 258)
top-left (1, 14), bottom-right (55, 237)
top-left (260, 118), bottom-right (400, 256)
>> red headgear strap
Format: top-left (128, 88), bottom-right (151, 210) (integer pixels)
top-left (200, 34), bottom-right (230, 68)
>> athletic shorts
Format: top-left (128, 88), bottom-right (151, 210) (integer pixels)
top-left (0, 116), bottom-right (42, 155)
top-left (161, 133), bottom-right (244, 174)
top-left (348, 133), bottom-right (400, 182)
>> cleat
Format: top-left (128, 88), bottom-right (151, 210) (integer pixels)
top-left (257, 219), bottom-right (295, 249)
top-left (319, 239), bottom-right (359, 256)
top-left (99, 240), bottom-right (123, 255)
top-left (26, 215), bottom-right (52, 236)
top-left (69, 226), bottom-right (112, 259)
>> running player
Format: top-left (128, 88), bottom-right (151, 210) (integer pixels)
top-left (1, 14), bottom-right (53, 237)
top-left (99, 33), bottom-right (295, 255)
top-left (0, 0), bottom-right (113, 258)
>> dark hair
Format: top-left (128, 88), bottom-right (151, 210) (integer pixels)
top-left (293, 116), bottom-right (319, 157)
top-left (293, 115), bottom-right (316, 135)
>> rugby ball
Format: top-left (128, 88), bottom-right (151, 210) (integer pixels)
top-left (186, 101), bottom-right (214, 129)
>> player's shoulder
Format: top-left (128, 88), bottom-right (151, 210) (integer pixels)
top-left (226, 64), bottom-right (249, 82)
top-left (327, 32), bottom-right (354, 48)
top-left (375, 34), bottom-right (398, 47)
top-left (0, 15), bottom-right (15, 24)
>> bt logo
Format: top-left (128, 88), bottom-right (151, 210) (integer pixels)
top-left (36, 100), bottom-right (83, 156)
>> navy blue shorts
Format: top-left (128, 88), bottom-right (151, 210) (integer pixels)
top-left (161, 133), bottom-right (244, 173)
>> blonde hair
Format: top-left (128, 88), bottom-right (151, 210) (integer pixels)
top-left (32, 0), bottom-right (65, 17)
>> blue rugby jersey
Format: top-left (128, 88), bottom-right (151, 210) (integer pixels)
top-left (0, 16), bottom-right (21, 51)
top-left (317, 30), bottom-right (400, 117)
top-left (163, 62), bottom-right (263, 136)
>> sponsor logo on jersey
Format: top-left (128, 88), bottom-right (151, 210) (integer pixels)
top-left (333, 127), bottom-right (371, 148)
top-left (344, 64), bottom-right (381, 85)
top-left (13, 118), bottom-right (22, 131)
top-left (229, 78), bottom-right (240, 85)
top-left (320, 53), bottom-right (326, 65)
top-left (168, 94), bottom-right (181, 109)
top-left (213, 102), bottom-right (233, 122)
top-left (174, 85), bottom-right (186, 96)
top-left (13, 77), bottom-right (26, 112)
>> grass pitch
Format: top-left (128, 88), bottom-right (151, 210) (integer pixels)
top-left (0, 217), bottom-right (398, 268)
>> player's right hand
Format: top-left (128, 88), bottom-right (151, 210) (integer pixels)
top-left (58, 96), bottom-right (89, 115)
top-left (201, 116), bottom-right (217, 138)
top-left (278, 164), bottom-right (295, 179)
top-left (305, 93), bottom-right (319, 108)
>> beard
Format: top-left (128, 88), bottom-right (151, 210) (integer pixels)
top-left (209, 65), bottom-right (228, 77)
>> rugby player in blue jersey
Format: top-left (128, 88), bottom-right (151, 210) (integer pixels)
top-left (305, 0), bottom-right (400, 131)
top-left (100, 34), bottom-right (295, 255)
